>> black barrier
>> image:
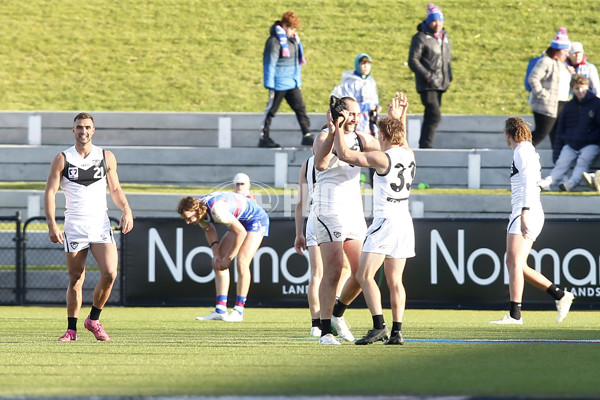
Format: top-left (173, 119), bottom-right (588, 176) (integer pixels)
top-left (124, 217), bottom-right (600, 310)
top-left (0, 212), bottom-right (22, 305)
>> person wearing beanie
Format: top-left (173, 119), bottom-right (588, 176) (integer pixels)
top-left (408, 3), bottom-right (452, 148)
top-left (567, 41), bottom-right (600, 97)
top-left (527, 27), bottom-right (574, 147)
top-left (336, 53), bottom-right (382, 136)
top-left (260, 11), bottom-right (314, 148)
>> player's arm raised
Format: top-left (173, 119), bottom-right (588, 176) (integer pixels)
top-left (333, 116), bottom-right (389, 174)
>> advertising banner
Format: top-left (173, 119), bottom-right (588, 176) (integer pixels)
top-left (124, 217), bottom-right (600, 309)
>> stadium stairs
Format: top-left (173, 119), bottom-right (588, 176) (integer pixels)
top-left (0, 111), bottom-right (598, 220)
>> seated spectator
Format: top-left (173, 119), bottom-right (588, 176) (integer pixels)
top-left (582, 169), bottom-right (600, 192)
top-left (538, 75), bottom-right (600, 191)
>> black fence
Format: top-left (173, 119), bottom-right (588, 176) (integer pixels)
top-left (0, 212), bottom-right (123, 306)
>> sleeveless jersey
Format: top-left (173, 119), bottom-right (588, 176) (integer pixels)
top-left (60, 145), bottom-right (108, 219)
top-left (510, 141), bottom-right (542, 214)
top-left (373, 147), bottom-right (416, 219)
top-left (313, 131), bottom-right (363, 216)
top-left (305, 155), bottom-right (316, 209)
top-left (199, 191), bottom-right (266, 225)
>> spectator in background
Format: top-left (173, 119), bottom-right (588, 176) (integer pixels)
top-left (337, 53), bottom-right (381, 136)
top-left (528, 27), bottom-right (573, 147)
top-left (232, 172), bottom-right (255, 200)
top-left (567, 42), bottom-right (600, 97)
top-left (408, 3), bottom-right (452, 149)
top-left (260, 11), bottom-right (313, 148)
top-left (538, 75), bottom-right (600, 191)
top-left (46, 113), bottom-right (134, 342)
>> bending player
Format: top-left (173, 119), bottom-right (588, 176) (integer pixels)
top-left (177, 192), bottom-right (269, 322)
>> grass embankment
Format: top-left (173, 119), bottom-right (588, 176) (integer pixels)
top-left (0, 1), bottom-right (597, 115)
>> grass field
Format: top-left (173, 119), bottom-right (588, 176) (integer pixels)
top-left (1, 1), bottom-right (599, 115)
top-left (1, 306), bottom-right (599, 398)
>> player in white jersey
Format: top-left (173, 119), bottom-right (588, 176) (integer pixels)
top-left (294, 156), bottom-right (323, 336)
top-left (490, 117), bottom-right (574, 325)
top-left (294, 155), bottom-right (351, 337)
top-left (333, 92), bottom-right (414, 345)
top-left (313, 97), bottom-right (380, 345)
top-left (45, 113), bottom-right (134, 342)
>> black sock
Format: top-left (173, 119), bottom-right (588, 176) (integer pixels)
top-left (311, 318), bottom-right (321, 328)
top-left (510, 301), bottom-right (522, 320)
top-left (391, 321), bottom-right (402, 335)
top-left (90, 306), bottom-right (102, 321)
top-left (67, 317), bottom-right (77, 331)
top-left (320, 319), bottom-right (332, 336)
top-left (332, 299), bottom-right (349, 318)
top-left (546, 284), bottom-right (564, 301)
top-left (372, 314), bottom-right (385, 330)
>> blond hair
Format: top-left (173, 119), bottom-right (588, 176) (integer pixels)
top-left (504, 117), bottom-right (532, 143)
top-left (377, 116), bottom-right (406, 145)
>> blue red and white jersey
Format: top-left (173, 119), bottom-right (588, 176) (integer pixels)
top-left (200, 192), bottom-right (266, 227)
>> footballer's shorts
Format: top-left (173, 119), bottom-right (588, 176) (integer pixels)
top-left (240, 209), bottom-right (270, 237)
top-left (63, 214), bottom-right (115, 253)
top-left (363, 217), bottom-right (415, 259)
top-left (314, 211), bottom-right (367, 244)
top-left (306, 211), bottom-right (317, 247)
top-left (507, 207), bottom-right (544, 241)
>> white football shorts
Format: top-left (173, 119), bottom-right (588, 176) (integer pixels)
top-left (63, 214), bottom-right (115, 253)
top-left (306, 211), bottom-right (318, 247)
top-left (314, 212), bottom-right (367, 244)
top-left (507, 207), bottom-right (544, 241)
top-left (362, 217), bottom-right (415, 259)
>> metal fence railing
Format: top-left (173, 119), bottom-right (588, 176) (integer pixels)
top-left (0, 213), bottom-right (123, 306)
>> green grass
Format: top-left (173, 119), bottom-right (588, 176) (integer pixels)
top-left (0, 1), bottom-right (598, 115)
top-left (3, 181), bottom-right (600, 197)
top-left (1, 306), bottom-right (599, 397)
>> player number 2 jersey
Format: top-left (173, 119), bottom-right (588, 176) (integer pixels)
top-left (60, 145), bottom-right (108, 219)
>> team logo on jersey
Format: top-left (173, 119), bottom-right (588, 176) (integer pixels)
top-left (70, 242), bottom-right (79, 250)
top-left (68, 167), bottom-right (79, 180)
top-left (93, 160), bottom-right (102, 167)
top-left (333, 231), bottom-right (341, 238)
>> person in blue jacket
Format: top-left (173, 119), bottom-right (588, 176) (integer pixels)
top-left (538, 75), bottom-right (600, 191)
top-left (260, 11), bottom-right (313, 148)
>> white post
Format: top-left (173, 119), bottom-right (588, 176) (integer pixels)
top-left (274, 152), bottom-right (288, 188)
top-left (468, 153), bottom-right (481, 189)
top-left (407, 118), bottom-right (421, 149)
top-left (27, 195), bottom-right (41, 219)
top-left (28, 115), bottom-right (42, 145)
top-left (410, 200), bottom-right (425, 218)
top-left (218, 117), bottom-right (232, 148)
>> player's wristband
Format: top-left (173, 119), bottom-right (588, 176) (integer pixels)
top-left (210, 241), bottom-right (219, 247)
top-left (521, 207), bottom-right (530, 211)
